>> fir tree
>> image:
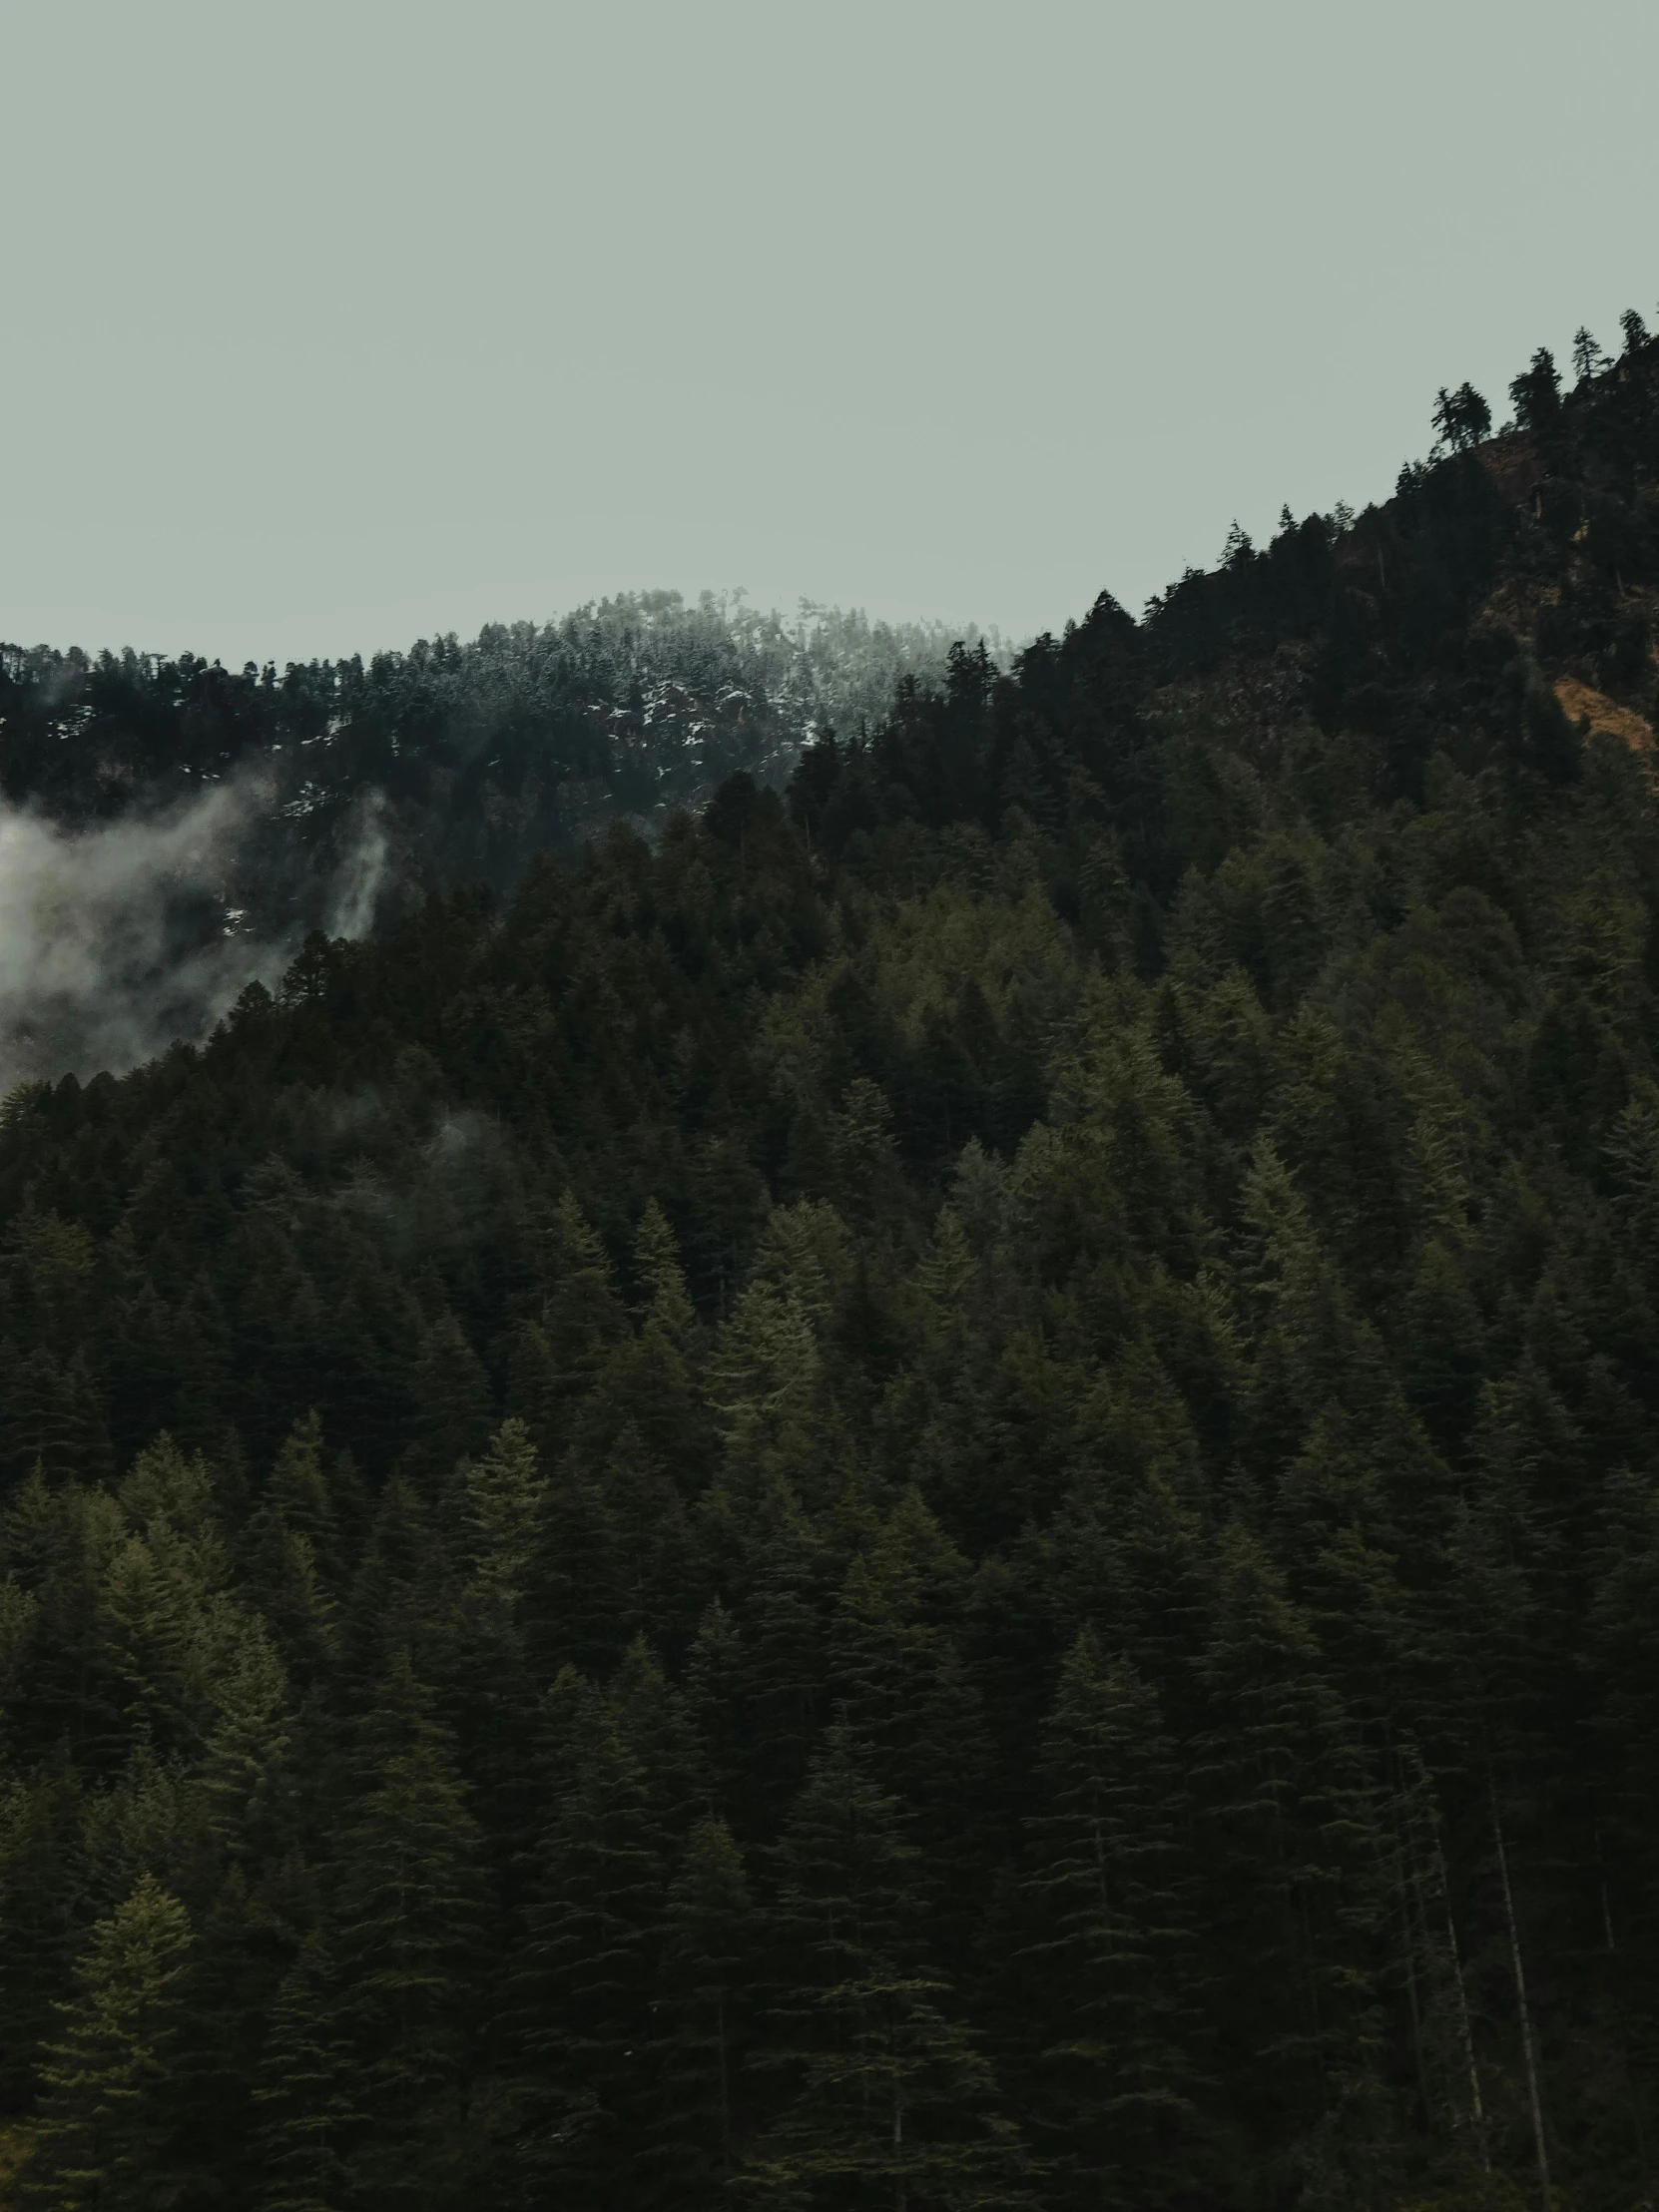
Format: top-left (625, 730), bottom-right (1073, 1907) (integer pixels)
top-left (650, 1815), bottom-right (759, 2202)
top-left (327, 1650), bottom-right (486, 2207)
top-left (29, 1873), bottom-right (194, 2211)
top-left (1192, 1528), bottom-right (1393, 2195)
top-left (254, 1929), bottom-right (360, 2212)
top-left (539, 1195), bottom-right (629, 1454)
top-left (1022, 1628), bottom-right (1206, 2208)
top-left (401, 1312), bottom-right (493, 1492)
top-left (758, 1721), bottom-right (1025, 2206)
top-left (514, 1665), bottom-right (672, 2202)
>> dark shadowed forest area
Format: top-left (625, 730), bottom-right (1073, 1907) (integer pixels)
top-left (3, 313), bottom-right (1659, 2211)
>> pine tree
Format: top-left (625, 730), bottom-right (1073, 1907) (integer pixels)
top-left (336, 1478), bottom-right (440, 1709)
top-left (194, 1612), bottom-right (292, 1869)
top-left (1, 1473), bottom-right (127, 1769)
top-left (608, 1637), bottom-right (712, 1842)
top-left (463, 1417), bottom-right (545, 1618)
top-left (513, 1665), bottom-right (673, 2204)
top-left (722, 1480), bottom-right (830, 1824)
top-left (649, 1815), bottom-right (759, 2203)
top-left (1233, 1136), bottom-right (1383, 1471)
top-left (1401, 1240), bottom-right (1483, 1455)
top-left (685, 1597), bottom-right (750, 1817)
top-left (29, 1872), bottom-right (194, 2211)
top-left (261, 1411), bottom-right (346, 1588)
top-left (0, 1343), bottom-right (113, 1490)
top-left (1572, 325), bottom-right (1609, 385)
top-left (538, 1195), bottom-right (629, 1456)
top-left (1431, 382), bottom-right (1492, 455)
top-left (1418, 1403), bottom-right (1575, 2212)
top-left (173, 1868), bottom-right (283, 2207)
top-left (101, 1436), bottom-right (239, 1763)
top-left (632, 1198), bottom-right (698, 1350)
top-left (503, 1317), bottom-right (560, 1459)
top-left (1192, 1527), bottom-right (1393, 2197)
top-left (828, 1491), bottom-right (992, 1953)
top-left (706, 1277), bottom-right (823, 1507)
top-left (327, 1650), bottom-right (486, 2207)
top-left (757, 1721), bottom-right (1025, 2205)
top-left (254, 1929), bottom-right (360, 2212)
top-left (526, 1443), bottom-right (626, 1679)
top-left (1509, 346), bottom-right (1562, 433)
top-left (1584, 1465), bottom-right (1659, 2190)
top-left (401, 1312), bottom-right (493, 1492)
top-left (242, 1507), bottom-right (338, 1695)
top-left (0, 1762), bottom-right (85, 2108)
top-left (1022, 1628), bottom-right (1206, 2208)
top-left (600, 1421), bottom-right (698, 1653)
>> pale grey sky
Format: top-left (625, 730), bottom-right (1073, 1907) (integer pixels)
top-left (5, 0), bottom-right (1658, 667)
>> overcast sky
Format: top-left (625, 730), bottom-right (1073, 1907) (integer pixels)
top-left (6, 0), bottom-right (1658, 668)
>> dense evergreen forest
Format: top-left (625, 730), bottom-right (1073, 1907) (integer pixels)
top-left (3, 311), bottom-right (1659, 2210)
top-left (0, 596), bottom-right (987, 1091)
top-left (0, 593), bottom-right (983, 922)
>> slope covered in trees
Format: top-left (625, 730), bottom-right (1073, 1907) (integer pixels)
top-left (0, 595), bottom-right (990, 1088)
top-left (2, 316), bottom-right (1659, 2209)
top-left (0, 593), bottom-right (986, 928)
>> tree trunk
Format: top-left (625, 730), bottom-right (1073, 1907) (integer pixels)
top-left (1418, 1749), bottom-right (1488, 2172)
top-left (716, 1988), bottom-right (732, 2183)
top-left (893, 2079), bottom-right (905, 2212)
top-left (1490, 1770), bottom-right (1550, 2212)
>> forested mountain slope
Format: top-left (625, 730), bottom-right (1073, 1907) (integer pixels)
top-left (0, 593), bottom-right (980, 916)
top-left (0, 595), bottom-right (983, 1085)
top-left (2, 318), bottom-right (1659, 2210)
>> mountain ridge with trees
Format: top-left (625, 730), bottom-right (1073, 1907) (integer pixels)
top-left (2, 305), bottom-right (1659, 2209)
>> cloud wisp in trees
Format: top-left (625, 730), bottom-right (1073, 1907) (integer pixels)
top-left (0, 774), bottom-right (386, 1091)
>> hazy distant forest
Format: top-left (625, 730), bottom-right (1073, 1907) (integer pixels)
top-left (2, 311), bottom-right (1659, 2212)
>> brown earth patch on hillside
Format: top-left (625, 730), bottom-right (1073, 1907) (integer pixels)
top-left (1554, 676), bottom-right (1654, 753)
top-left (1477, 432), bottom-right (1544, 504)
